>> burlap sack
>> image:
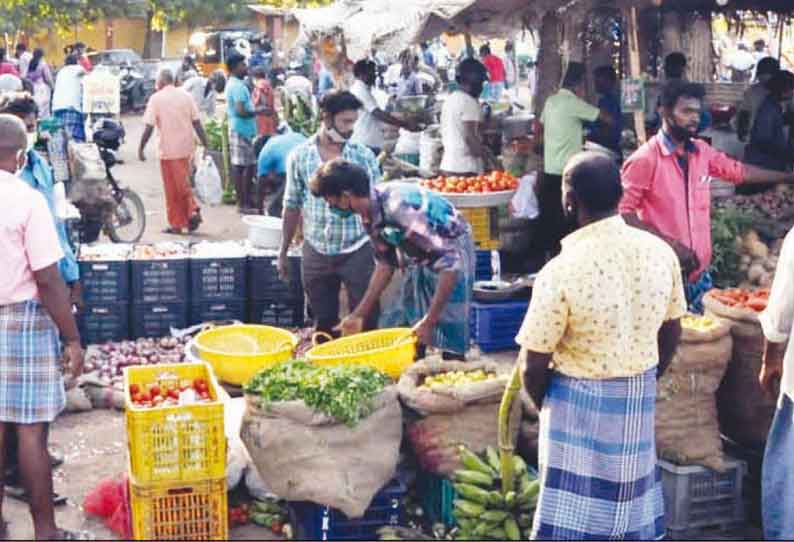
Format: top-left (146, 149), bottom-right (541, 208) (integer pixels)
top-left (655, 331), bottom-right (732, 471)
top-left (399, 359), bottom-right (519, 476)
top-left (240, 386), bottom-right (402, 518)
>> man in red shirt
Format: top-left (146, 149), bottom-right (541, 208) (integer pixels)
top-left (479, 44), bottom-right (505, 102)
top-left (620, 80), bottom-right (794, 310)
top-left (75, 43), bottom-right (92, 73)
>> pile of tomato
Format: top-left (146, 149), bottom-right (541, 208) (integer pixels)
top-left (419, 171), bottom-right (519, 194)
top-left (128, 378), bottom-right (212, 408)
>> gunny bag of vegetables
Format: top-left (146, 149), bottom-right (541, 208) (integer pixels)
top-left (240, 362), bottom-right (402, 519)
top-left (704, 289), bottom-right (776, 447)
top-left (398, 358), bottom-right (520, 476)
top-left (655, 315), bottom-right (732, 471)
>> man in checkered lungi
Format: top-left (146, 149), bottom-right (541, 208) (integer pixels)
top-left (51, 54), bottom-right (86, 142)
top-left (516, 152), bottom-right (685, 540)
top-left (0, 114), bottom-right (87, 540)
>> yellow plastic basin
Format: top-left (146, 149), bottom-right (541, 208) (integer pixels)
top-left (193, 324), bottom-right (298, 386)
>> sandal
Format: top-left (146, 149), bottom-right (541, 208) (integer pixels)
top-left (188, 211), bottom-right (203, 233)
top-left (162, 227), bottom-right (183, 235)
top-left (56, 529), bottom-right (95, 540)
top-left (5, 485), bottom-right (67, 506)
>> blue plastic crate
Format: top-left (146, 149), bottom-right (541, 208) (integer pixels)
top-left (247, 255), bottom-right (303, 301)
top-left (79, 260), bottom-right (131, 303)
top-left (190, 300), bottom-right (246, 326)
top-left (291, 476), bottom-right (406, 541)
top-left (131, 259), bottom-right (189, 303)
top-left (247, 298), bottom-right (305, 328)
top-left (418, 472), bottom-right (456, 528)
top-left (131, 302), bottom-right (189, 339)
top-left (190, 257), bottom-right (247, 301)
top-left (470, 300), bottom-right (528, 352)
top-left (475, 250), bottom-right (493, 282)
top-left (78, 302), bottom-right (130, 345)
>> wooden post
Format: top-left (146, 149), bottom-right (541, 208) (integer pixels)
top-left (464, 32), bottom-right (474, 58)
top-left (625, 6), bottom-right (647, 144)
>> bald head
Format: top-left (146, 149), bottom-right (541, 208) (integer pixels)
top-left (0, 113), bottom-right (26, 157)
top-left (562, 151), bottom-right (623, 217)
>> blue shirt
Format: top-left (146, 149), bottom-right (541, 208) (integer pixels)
top-left (257, 131), bottom-right (307, 177)
top-left (226, 76), bottom-right (257, 140)
top-left (318, 69), bottom-right (334, 98)
top-left (586, 91), bottom-right (622, 152)
top-left (20, 149), bottom-right (79, 284)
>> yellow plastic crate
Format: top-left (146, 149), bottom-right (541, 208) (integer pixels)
top-left (124, 363), bottom-right (226, 485)
top-left (460, 207), bottom-right (502, 249)
top-left (130, 477), bottom-right (228, 541)
top-left (305, 328), bottom-right (417, 379)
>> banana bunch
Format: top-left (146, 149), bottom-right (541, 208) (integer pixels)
top-left (453, 446), bottom-right (539, 541)
top-left (420, 370), bottom-right (498, 390)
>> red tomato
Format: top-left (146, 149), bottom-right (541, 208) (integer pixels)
top-left (168, 388), bottom-right (180, 400)
top-left (129, 384), bottom-right (140, 395)
top-left (199, 391), bottom-right (210, 401)
top-left (131, 392), bottom-right (142, 403)
top-left (149, 384), bottom-right (161, 398)
top-left (139, 391), bottom-right (151, 402)
top-left (271, 521), bottom-right (283, 535)
top-left (193, 378), bottom-right (207, 392)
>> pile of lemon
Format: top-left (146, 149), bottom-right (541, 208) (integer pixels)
top-left (420, 369), bottom-right (498, 390)
top-left (681, 314), bottom-right (720, 331)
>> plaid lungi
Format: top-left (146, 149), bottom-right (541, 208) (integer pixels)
top-left (532, 368), bottom-right (664, 541)
top-left (228, 129), bottom-right (256, 166)
top-left (0, 300), bottom-right (65, 424)
top-left (53, 107), bottom-right (86, 143)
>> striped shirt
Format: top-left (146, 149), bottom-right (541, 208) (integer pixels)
top-left (284, 137), bottom-right (382, 255)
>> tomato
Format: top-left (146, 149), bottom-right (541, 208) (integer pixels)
top-left (271, 521), bottom-right (283, 535)
top-left (199, 391), bottom-right (210, 401)
top-left (129, 384), bottom-right (140, 395)
top-left (131, 392), bottom-right (142, 403)
top-left (168, 388), bottom-right (180, 400)
top-left (139, 391), bottom-right (151, 402)
top-left (152, 395), bottom-right (164, 406)
top-left (149, 384), bottom-right (161, 398)
top-left (193, 378), bottom-right (208, 392)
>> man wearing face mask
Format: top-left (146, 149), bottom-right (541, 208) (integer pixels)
top-left (621, 80), bottom-right (794, 312)
top-left (279, 91), bottom-right (382, 337)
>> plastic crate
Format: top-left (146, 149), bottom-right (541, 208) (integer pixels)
top-left (189, 257), bottom-right (247, 301)
top-left (470, 300), bottom-right (529, 352)
top-left (418, 472), bottom-right (456, 528)
top-left (79, 260), bottom-right (131, 303)
top-left (131, 259), bottom-right (189, 303)
top-left (660, 458), bottom-right (746, 540)
top-left (248, 298), bottom-right (305, 328)
top-left (291, 475), bottom-right (406, 541)
top-left (124, 363), bottom-right (226, 485)
top-left (247, 255), bottom-right (303, 301)
top-left (460, 207), bottom-right (501, 249)
top-left (78, 302), bottom-right (130, 345)
top-left (131, 303), bottom-right (189, 339)
top-left (189, 300), bottom-right (246, 326)
top-left (475, 250), bottom-right (494, 282)
top-left (130, 477), bottom-right (228, 541)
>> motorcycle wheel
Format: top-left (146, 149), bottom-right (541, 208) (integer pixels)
top-left (105, 189), bottom-right (146, 243)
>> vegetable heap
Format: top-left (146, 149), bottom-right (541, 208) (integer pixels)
top-left (710, 207), bottom-right (757, 288)
top-left (420, 369), bottom-right (498, 390)
top-left (681, 314), bottom-right (720, 332)
top-left (244, 361), bottom-right (391, 426)
top-left (708, 288), bottom-right (769, 312)
top-left (419, 171), bottom-right (519, 194)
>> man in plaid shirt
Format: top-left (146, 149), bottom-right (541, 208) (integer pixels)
top-left (279, 91), bottom-right (382, 335)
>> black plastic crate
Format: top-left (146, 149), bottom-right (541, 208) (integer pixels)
top-left (247, 298), bottom-right (304, 328)
top-left (247, 255), bottom-right (302, 301)
top-left (131, 303), bottom-right (189, 339)
top-left (190, 300), bottom-right (246, 326)
top-left (79, 260), bottom-right (131, 303)
top-left (290, 476), bottom-right (406, 541)
top-left (190, 257), bottom-right (247, 301)
top-left (78, 302), bottom-right (130, 345)
top-left (131, 259), bottom-right (189, 303)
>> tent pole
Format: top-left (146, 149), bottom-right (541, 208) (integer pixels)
top-left (465, 32), bottom-right (474, 57)
top-left (625, 5), bottom-right (647, 144)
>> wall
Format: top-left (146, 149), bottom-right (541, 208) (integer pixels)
top-left (28, 17), bottom-right (148, 65)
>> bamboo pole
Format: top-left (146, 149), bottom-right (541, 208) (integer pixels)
top-left (625, 6), bottom-right (647, 144)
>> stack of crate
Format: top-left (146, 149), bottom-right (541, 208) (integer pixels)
top-left (124, 362), bottom-right (227, 540)
top-left (246, 250), bottom-right (305, 327)
top-left (460, 207), bottom-right (501, 250)
top-left (130, 254), bottom-right (190, 339)
top-left (77, 248), bottom-right (132, 345)
top-left (189, 251), bottom-right (248, 325)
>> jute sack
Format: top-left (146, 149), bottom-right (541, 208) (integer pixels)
top-left (705, 293), bottom-right (775, 447)
top-left (240, 386), bottom-right (402, 518)
top-left (655, 320), bottom-right (732, 471)
top-left (399, 359), bottom-right (520, 476)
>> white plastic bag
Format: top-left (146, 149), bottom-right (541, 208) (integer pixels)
top-left (510, 173), bottom-right (539, 219)
top-left (194, 154), bottom-right (223, 206)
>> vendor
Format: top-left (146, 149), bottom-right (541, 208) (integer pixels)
top-left (621, 80), bottom-right (794, 311)
top-left (439, 58), bottom-right (490, 176)
top-left (311, 159), bottom-right (475, 359)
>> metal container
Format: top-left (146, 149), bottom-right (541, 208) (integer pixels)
top-left (501, 115), bottom-right (534, 141)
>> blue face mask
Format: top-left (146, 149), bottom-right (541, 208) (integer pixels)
top-left (330, 206), bottom-right (354, 219)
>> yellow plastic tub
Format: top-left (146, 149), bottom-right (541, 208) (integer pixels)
top-left (305, 328), bottom-right (417, 379)
top-left (193, 324), bottom-right (298, 386)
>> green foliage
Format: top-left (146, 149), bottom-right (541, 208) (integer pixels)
top-left (0, 0), bottom-right (129, 35)
top-left (710, 206), bottom-right (757, 288)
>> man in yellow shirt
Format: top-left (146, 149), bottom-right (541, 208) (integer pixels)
top-left (515, 151), bottom-right (685, 540)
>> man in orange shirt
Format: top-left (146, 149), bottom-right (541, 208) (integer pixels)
top-left (138, 69), bottom-right (210, 234)
top-left (252, 66), bottom-right (277, 139)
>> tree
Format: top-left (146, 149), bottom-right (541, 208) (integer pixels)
top-left (0, 0), bottom-right (128, 38)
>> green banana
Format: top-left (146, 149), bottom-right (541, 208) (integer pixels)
top-left (473, 523), bottom-right (491, 537)
top-left (459, 446), bottom-right (497, 477)
top-left (518, 513), bottom-right (533, 528)
top-left (485, 446), bottom-right (501, 472)
top-left (454, 483), bottom-right (492, 505)
top-left (250, 512), bottom-right (273, 526)
top-left (487, 490), bottom-right (506, 508)
top-left (504, 518), bottom-right (521, 541)
top-left (517, 479), bottom-right (541, 507)
top-left (457, 518), bottom-right (475, 531)
top-left (455, 469), bottom-right (494, 488)
top-left (454, 499), bottom-right (484, 518)
top-left (488, 527), bottom-right (507, 539)
top-left (480, 510), bottom-right (509, 523)
top-left (504, 490), bottom-right (516, 509)
top-left (513, 455), bottom-right (528, 477)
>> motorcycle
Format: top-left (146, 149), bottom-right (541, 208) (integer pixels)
top-left (67, 118), bottom-right (146, 248)
top-left (119, 63), bottom-right (147, 113)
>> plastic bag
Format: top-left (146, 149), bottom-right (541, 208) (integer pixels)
top-left (510, 173), bottom-right (539, 219)
top-left (84, 474), bottom-right (131, 538)
top-left (194, 154), bottom-right (223, 206)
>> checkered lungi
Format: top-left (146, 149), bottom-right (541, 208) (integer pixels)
top-left (228, 129), bottom-right (256, 166)
top-left (53, 107), bottom-right (86, 143)
top-left (532, 368), bottom-right (665, 541)
top-left (0, 300), bottom-right (66, 424)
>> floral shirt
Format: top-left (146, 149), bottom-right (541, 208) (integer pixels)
top-left (366, 182), bottom-right (468, 273)
top-left (515, 215), bottom-right (687, 380)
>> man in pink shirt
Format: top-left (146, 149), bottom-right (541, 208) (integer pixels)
top-left (139, 69), bottom-right (210, 235)
top-left (480, 44), bottom-right (505, 101)
top-left (0, 114), bottom-right (85, 540)
top-left (621, 80), bottom-right (794, 310)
